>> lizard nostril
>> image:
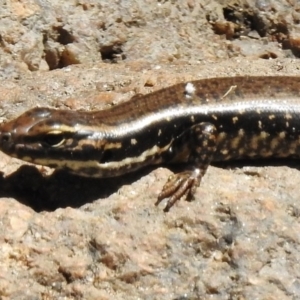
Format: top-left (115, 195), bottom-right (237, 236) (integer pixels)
top-left (0, 132), bottom-right (11, 144)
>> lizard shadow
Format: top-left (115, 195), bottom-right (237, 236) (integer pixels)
top-left (0, 165), bottom-right (154, 212)
top-left (0, 158), bottom-right (299, 212)
top-left (213, 158), bottom-right (300, 170)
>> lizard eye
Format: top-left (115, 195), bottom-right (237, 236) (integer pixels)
top-left (43, 131), bottom-right (65, 147)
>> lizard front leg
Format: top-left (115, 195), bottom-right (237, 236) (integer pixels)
top-left (156, 122), bottom-right (217, 212)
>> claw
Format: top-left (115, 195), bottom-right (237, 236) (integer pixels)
top-left (155, 169), bottom-right (202, 212)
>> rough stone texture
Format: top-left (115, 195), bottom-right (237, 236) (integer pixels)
top-left (1, 0), bottom-right (300, 77)
top-left (1, 0), bottom-right (300, 299)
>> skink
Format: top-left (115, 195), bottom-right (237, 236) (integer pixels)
top-left (0, 76), bottom-right (300, 211)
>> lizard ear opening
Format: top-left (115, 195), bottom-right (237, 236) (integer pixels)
top-left (100, 149), bottom-right (114, 163)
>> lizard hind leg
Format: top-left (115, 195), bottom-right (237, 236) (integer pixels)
top-left (156, 122), bottom-right (217, 212)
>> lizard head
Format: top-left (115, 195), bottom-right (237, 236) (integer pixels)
top-left (0, 107), bottom-right (110, 176)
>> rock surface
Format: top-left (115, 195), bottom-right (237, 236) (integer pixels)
top-left (1, 0), bottom-right (300, 299)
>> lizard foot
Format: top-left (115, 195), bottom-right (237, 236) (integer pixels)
top-left (155, 169), bottom-right (202, 212)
